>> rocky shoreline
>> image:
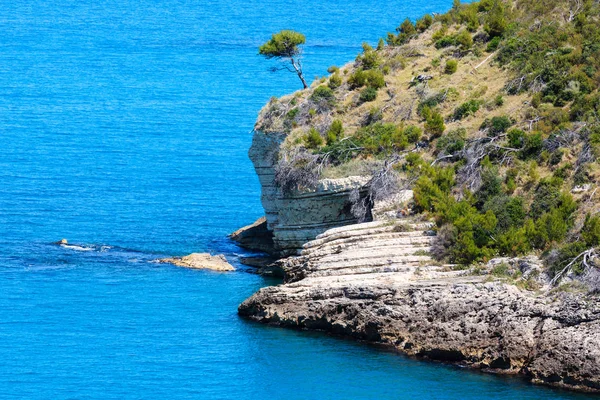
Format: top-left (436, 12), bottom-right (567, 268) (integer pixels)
top-left (237, 220), bottom-right (600, 393)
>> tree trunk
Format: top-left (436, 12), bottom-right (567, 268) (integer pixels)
top-left (291, 58), bottom-right (308, 89)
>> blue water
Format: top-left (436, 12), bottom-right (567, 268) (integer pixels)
top-left (0, 1), bottom-right (592, 399)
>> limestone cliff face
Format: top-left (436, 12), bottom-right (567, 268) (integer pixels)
top-left (248, 130), bottom-right (369, 256)
top-left (239, 220), bottom-right (600, 393)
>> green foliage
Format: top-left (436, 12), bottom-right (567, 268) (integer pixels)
top-left (530, 178), bottom-right (563, 219)
top-left (259, 30), bottom-right (308, 88)
top-left (326, 120), bottom-right (344, 145)
top-left (286, 108), bottom-right (299, 120)
top-left (328, 73), bottom-right (342, 89)
top-left (437, 128), bottom-right (466, 154)
top-left (453, 99), bottom-right (481, 120)
top-left (486, 36), bottom-right (501, 52)
top-left (425, 111), bottom-right (446, 137)
top-left (348, 69), bottom-right (385, 90)
top-left (494, 95), bottom-right (504, 107)
top-left (387, 18), bottom-right (417, 46)
top-left (259, 30), bottom-right (306, 58)
top-left (520, 132), bottom-right (543, 159)
top-left (304, 128), bottom-right (323, 149)
top-left (507, 128), bottom-right (525, 148)
top-left (475, 162), bottom-right (502, 207)
top-left (415, 14), bottom-right (433, 32)
top-left (481, 115), bottom-right (512, 136)
top-left (445, 59), bottom-right (458, 74)
top-left (327, 65), bottom-right (339, 74)
top-left (359, 87), bottom-right (378, 103)
top-left (404, 125), bottom-right (423, 143)
top-left (582, 214), bottom-right (600, 247)
top-left (483, 195), bottom-right (525, 233)
top-left (484, 0), bottom-right (507, 38)
top-left (357, 42), bottom-right (379, 69)
top-left (354, 123), bottom-right (408, 156)
top-left (455, 30), bottom-right (473, 50)
top-left (414, 166), bottom-right (455, 212)
top-left (310, 85), bottom-right (335, 104)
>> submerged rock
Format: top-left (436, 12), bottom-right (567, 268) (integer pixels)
top-left (159, 253), bottom-right (235, 271)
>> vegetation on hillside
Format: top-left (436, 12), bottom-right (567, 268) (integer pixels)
top-left (256, 0), bottom-right (600, 289)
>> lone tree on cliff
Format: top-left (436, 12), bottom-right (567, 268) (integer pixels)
top-left (259, 30), bottom-right (308, 89)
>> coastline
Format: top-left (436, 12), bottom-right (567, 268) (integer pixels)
top-left (236, 221), bottom-right (600, 394)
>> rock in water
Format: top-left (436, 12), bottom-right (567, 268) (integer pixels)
top-left (229, 217), bottom-right (276, 255)
top-left (159, 253), bottom-right (235, 271)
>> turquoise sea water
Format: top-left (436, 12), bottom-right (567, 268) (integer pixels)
top-left (0, 1), bottom-right (593, 398)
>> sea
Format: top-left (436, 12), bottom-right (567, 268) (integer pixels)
top-left (0, 0), bottom-right (592, 398)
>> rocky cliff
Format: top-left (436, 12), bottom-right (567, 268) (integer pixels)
top-left (239, 220), bottom-right (600, 393)
top-left (247, 129), bottom-right (370, 256)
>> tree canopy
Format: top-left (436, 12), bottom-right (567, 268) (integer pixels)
top-left (259, 30), bottom-right (306, 58)
top-left (259, 30), bottom-right (308, 89)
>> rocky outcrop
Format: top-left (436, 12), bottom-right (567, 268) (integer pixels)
top-left (248, 130), bottom-right (369, 256)
top-left (239, 220), bottom-right (600, 393)
top-left (230, 217), bottom-right (276, 255)
top-left (159, 253), bottom-right (235, 271)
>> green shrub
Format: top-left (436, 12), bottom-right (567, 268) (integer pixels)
top-left (328, 73), bottom-right (342, 89)
top-left (304, 128), bottom-right (324, 149)
top-left (425, 111), bottom-right (446, 137)
top-left (494, 95), bottom-right (504, 107)
top-left (286, 108), bottom-right (299, 120)
top-left (357, 42), bottom-right (379, 69)
top-left (507, 128), bottom-right (525, 148)
top-left (364, 69), bottom-right (385, 89)
top-left (483, 195), bottom-right (526, 233)
top-left (456, 30), bottom-right (473, 50)
top-left (520, 132), bottom-right (543, 159)
top-left (484, 0), bottom-right (507, 38)
top-left (530, 178), bottom-right (562, 219)
top-left (486, 36), bottom-right (501, 52)
top-left (481, 115), bottom-right (512, 136)
top-left (354, 123), bottom-right (407, 155)
top-left (348, 69), bottom-right (385, 90)
top-left (311, 85), bottom-right (335, 103)
top-left (359, 87), bottom-right (378, 103)
top-left (404, 125), bottom-right (423, 143)
top-left (475, 163), bottom-right (502, 207)
top-left (435, 35), bottom-right (457, 49)
top-left (445, 59), bottom-right (458, 74)
top-left (436, 128), bottom-right (466, 154)
top-left (348, 69), bottom-right (367, 88)
top-left (453, 99), bottom-right (481, 120)
top-left (414, 166), bottom-right (455, 211)
top-left (582, 214), bottom-right (600, 247)
top-left (327, 65), bottom-right (339, 74)
top-left (416, 14), bottom-right (433, 32)
top-left (326, 120), bottom-right (343, 145)
top-left (387, 18), bottom-right (417, 45)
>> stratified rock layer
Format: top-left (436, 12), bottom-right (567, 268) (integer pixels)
top-left (248, 130), bottom-right (369, 256)
top-left (239, 220), bottom-right (600, 393)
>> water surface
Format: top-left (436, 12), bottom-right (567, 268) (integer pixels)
top-left (0, 0), bottom-right (592, 398)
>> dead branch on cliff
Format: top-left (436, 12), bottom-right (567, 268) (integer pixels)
top-left (550, 248), bottom-right (599, 290)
